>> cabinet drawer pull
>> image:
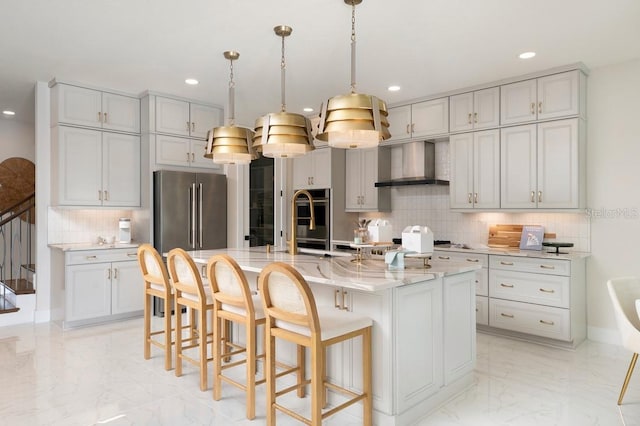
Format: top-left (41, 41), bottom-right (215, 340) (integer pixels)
top-left (501, 313), bottom-right (514, 318)
top-left (500, 261), bottom-right (514, 266)
top-left (538, 191), bottom-right (542, 203)
top-left (467, 113), bottom-right (472, 124)
top-left (113, 268), bottom-right (118, 279)
top-left (192, 153), bottom-right (195, 162)
top-left (466, 258), bottom-right (479, 263)
top-left (98, 190), bottom-right (102, 201)
top-left (539, 319), bottom-right (554, 326)
top-left (539, 264), bottom-right (555, 270)
top-left (500, 283), bottom-right (514, 288)
top-left (103, 190), bottom-right (109, 201)
top-left (475, 308), bottom-right (479, 312)
top-left (191, 122), bottom-right (195, 132)
top-left (530, 191), bottom-right (535, 203)
top-left (406, 124), bottom-right (410, 134)
top-left (86, 255), bottom-right (97, 260)
top-left (539, 288), bottom-right (555, 293)
top-left (104, 112), bottom-right (108, 123)
top-left (473, 112), bottom-right (478, 123)
top-left (342, 290), bottom-right (348, 311)
top-left (98, 111), bottom-right (102, 123)
top-left (438, 256), bottom-right (450, 260)
top-left (475, 280), bottom-right (479, 284)
top-left (467, 193), bottom-right (472, 204)
top-left (538, 101), bottom-right (543, 114)
top-left (107, 268), bottom-right (111, 279)
top-left (334, 289), bottom-right (340, 309)
top-left (474, 192), bottom-right (478, 204)
top-left (530, 102), bottom-right (535, 115)
top-left (187, 153), bottom-right (190, 162)
top-left (127, 253), bottom-right (137, 257)
top-left (187, 121), bottom-right (190, 131)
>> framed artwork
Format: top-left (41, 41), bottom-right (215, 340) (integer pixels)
top-left (520, 225), bottom-right (544, 250)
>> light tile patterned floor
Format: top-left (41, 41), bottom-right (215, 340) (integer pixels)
top-left (1, 317), bottom-right (639, 425)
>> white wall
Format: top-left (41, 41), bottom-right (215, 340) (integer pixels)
top-left (0, 117), bottom-right (35, 161)
top-left (585, 58), bottom-right (640, 343)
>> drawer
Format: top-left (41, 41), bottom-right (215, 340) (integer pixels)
top-left (490, 255), bottom-right (570, 276)
top-left (434, 251), bottom-right (488, 268)
top-left (489, 269), bottom-right (569, 308)
top-left (476, 296), bottom-right (489, 326)
top-left (489, 298), bottom-right (570, 341)
top-left (66, 248), bottom-right (139, 265)
top-left (475, 268), bottom-right (489, 297)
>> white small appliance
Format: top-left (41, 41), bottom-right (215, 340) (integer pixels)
top-left (119, 218), bottom-right (132, 243)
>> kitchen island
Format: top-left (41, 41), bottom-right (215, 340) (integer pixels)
top-left (187, 247), bottom-right (480, 426)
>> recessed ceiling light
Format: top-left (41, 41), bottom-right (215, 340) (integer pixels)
top-left (2, 110), bottom-right (15, 116)
top-left (388, 85), bottom-right (401, 92)
top-left (185, 78), bottom-right (199, 85)
top-left (518, 52), bottom-right (536, 59)
top-left (303, 107), bottom-right (314, 112)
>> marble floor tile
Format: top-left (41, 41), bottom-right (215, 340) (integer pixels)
top-left (1, 317), bottom-right (639, 425)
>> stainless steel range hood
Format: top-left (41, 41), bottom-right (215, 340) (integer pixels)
top-left (375, 141), bottom-right (449, 187)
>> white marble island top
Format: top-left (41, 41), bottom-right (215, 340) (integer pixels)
top-left (186, 247), bottom-right (481, 292)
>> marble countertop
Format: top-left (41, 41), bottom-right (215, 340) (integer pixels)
top-left (186, 247), bottom-right (481, 292)
top-left (49, 242), bottom-right (141, 251)
top-left (433, 245), bottom-right (590, 260)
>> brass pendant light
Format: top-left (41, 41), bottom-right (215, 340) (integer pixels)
top-left (253, 25), bottom-right (315, 158)
top-left (205, 51), bottom-right (257, 165)
top-left (316, 0), bottom-right (390, 149)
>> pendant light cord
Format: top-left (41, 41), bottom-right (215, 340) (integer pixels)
top-left (228, 58), bottom-right (236, 126)
top-left (350, 2), bottom-right (357, 94)
top-left (281, 33), bottom-right (287, 112)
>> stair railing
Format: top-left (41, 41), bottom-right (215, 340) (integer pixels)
top-left (0, 193), bottom-right (35, 293)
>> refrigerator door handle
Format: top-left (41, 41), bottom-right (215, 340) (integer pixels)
top-left (198, 183), bottom-right (204, 248)
top-left (190, 183), bottom-right (197, 248)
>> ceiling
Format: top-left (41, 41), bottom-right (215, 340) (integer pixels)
top-left (1, 0), bottom-right (639, 127)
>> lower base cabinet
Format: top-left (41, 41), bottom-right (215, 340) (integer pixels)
top-left (63, 248), bottom-right (143, 327)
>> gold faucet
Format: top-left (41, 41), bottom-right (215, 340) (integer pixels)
top-left (289, 189), bottom-right (316, 255)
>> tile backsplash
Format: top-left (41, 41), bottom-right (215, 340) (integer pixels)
top-left (48, 207), bottom-right (134, 244)
top-left (361, 185), bottom-right (591, 252)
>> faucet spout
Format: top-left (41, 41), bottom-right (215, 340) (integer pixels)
top-left (290, 189), bottom-right (316, 255)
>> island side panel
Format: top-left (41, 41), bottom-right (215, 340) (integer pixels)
top-left (444, 271), bottom-right (477, 384)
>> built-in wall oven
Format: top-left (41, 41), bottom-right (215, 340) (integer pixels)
top-left (295, 188), bottom-right (330, 250)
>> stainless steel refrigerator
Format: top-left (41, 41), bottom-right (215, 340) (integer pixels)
top-left (153, 170), bottom-right (227, 315)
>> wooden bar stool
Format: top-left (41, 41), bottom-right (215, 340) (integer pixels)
top-left (206, 254), bottom-right (267, 420)
top-left (137, 243), bottom-right (174, 370)
top-left (258, 262), bottom-right (373, 426)
top-left (167, 248), bottom-right (214, 391)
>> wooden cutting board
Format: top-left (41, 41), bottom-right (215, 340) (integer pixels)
top-left (488, 224), bottom-right (556, 248)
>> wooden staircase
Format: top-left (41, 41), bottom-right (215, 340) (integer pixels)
top-left (0, 194), bottom-right (35, 316)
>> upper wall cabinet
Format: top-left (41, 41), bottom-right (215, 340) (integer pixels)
top-left (500, 70), bottom-right (586, 126)
top-left (155, 96), bottom-right (223, 139)
top-left (345, 147), bottom-right (391, 212)
top-left (387, 98), bottom-right (449, 142)
top-left (51, 83), bottom-right (140, 134)
top-left (449, 87), bottom-right (500, 133)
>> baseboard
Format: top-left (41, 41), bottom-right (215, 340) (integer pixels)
top-left (587, 326), bottom-right (620, 345)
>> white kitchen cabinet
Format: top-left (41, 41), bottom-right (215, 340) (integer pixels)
top-left (487, 255), bottom-right (584, 344)
top-left (51, 83), bottom-right (140, 133)
top-left (64, 248), bottom-right (142, 328)
top-left (155, 96), bottom-right (222, 139)
top-left (52, 126), bottom-right (140, 207)
top-left (387, 98), bottom-right (449, 142)
top-left (449, 87), bottom-right (500, 133)
top-left (154, 134), bottom-right (220, 170)
top-left (443, 272), bottom-right (476, 385)
top-left (292, 147), bottom-right (332, 189)
top-left (501, 118), bottom-right (584, 209)
top-left (450, 129), bottom-right (500, 209)
top-left (501, 70), bottom-right (585, 126)
top-left (345, 147), bottom-right (390, 212)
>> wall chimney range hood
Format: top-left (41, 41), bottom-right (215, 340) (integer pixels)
top-left (375, 141), bottom-right (449, 187)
